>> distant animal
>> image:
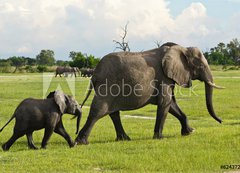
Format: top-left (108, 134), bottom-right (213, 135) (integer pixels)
top-left (75, 42), bottom-right (224, 145)
top-left (80, 68), bottom-right (94, 77)
top-left (55, 66), bottom-right (80, 77)
top-left (0, 90), bottom-right (82, 151)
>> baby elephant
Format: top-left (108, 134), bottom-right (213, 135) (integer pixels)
top-left (0, 90), bottom-right (82, 151)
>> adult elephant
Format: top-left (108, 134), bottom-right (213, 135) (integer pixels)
top-left (75, 43), bottom-right (224, 144)
top-left (55, 66), bottom-right (80, 77)
top-left (73, 67), bottom-right (81, 76)
top-left (80, 68), bottom-right (94, 77)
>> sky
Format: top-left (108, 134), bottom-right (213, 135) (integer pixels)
top-left (0, 0), bottom-right (240, 60)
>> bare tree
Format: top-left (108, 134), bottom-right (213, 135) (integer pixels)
top-left (113, 22), bottom-right (130, 52)
top-left (155, 40), bottom-right (162, 48)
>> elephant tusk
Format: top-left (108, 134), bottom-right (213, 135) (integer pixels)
top-left (71, 115), bottom-right (78, 120)
top-left (207, 81), bottom-right (225, 89)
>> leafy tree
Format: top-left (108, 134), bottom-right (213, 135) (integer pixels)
top-left (0, 59), bottom-right (11, 67)
top-left (69, 51), bottom-right (100, 68)
top-left (204, 38), bottom-right (239, 65)
top-left (36, 50), bottom-right (55, 65)
top-left (86, 55), bottom-right (100, 68)
top-left (69, 51), bottom-right (86, 68)
top-left (56, 60), bottom-right (69, 66)
top-left (25, 57), bottom-right (37, 66)
top-left (8, 56), bottom-right (26, 73)
top-left (227, 38), bottom-right (240, 65)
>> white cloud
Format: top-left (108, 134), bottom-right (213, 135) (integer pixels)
top-left (0, 0), bottom-right (238, 59)
top-left (0, 3), bottom-right (15, 13)
top-left (168, 3), bottom-right (209, 42)
top-left (17, 45), bottom-right (32, 54)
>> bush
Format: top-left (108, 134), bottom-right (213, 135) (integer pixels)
top-left (37, 65), bottom-right (47, 72)
top-left (209, 65), bottom-right (223, 71)
top-left (0, 66), bottom-right (12, 73)
top-left (45, 66), bottom-right (57, 72)
top-left (25, 65), bottom-right (38, 73)
top-left (0, 61), bottom-right (12, 73)
top-left (227, 66), bottom-right (239, 70)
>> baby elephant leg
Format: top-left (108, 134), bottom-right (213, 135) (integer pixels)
top-left (54, 120), bottom-right (75, 147)
top-left (26, 132), bottom-right (38, 150)
top-left (41, 127), bottom-right (54, 149)
top-left (2, 130), bottom-right (25, 151)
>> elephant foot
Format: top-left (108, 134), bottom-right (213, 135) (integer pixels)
top-left (29, 146), bottom-right (38, 150)
top-left (2, 144), bottom-right (9, 151)
top-left (181, 126), bottom-right (195, 136)
top-left (69, 141), bottom-right (76, 148)
top-left (116, 134), bottom-right (131, 141)
top-left (153, 133), bottom-right (164, 139)
top-left (75, 137), bottom-right (89, 145)
top-left (40, 146), bottom-right (47, 149)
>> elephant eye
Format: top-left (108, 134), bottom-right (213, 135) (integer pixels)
top-left (199, 64), bottom-right (205, 69)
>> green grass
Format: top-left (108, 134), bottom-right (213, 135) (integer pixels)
top-left (0, 71), bottom-right (239, 173)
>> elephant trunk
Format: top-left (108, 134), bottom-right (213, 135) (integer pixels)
top-left (204, 82), bottom-right (222, 123)
top-left (73, 107), bottom-right (82, 134)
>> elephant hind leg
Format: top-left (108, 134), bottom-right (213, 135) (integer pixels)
top-left (26, 132), bottom-right (38, 150)
top-left (2, 130), bottom-right (26, 151)
top-left (109, 111), bottom-right (130, 141)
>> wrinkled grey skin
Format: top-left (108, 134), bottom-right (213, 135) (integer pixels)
top-left (75, 43), bottom-right (223, 145)
top-left (55, 66), bottom-right (80, 77)
top-left (80, 68), bottom-right (94, 77)
top-left (0, 91), bottom-right (82, 151)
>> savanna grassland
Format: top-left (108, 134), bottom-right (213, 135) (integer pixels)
top-left (0, 70), bottom-right (239, 173)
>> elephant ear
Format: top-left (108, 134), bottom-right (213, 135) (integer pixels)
top-left (162, 45), bottom-right (191, 87)
top-left (46, 91), bottom-right (55, 98)
top-left (53, 90), bottom-right (67, 114)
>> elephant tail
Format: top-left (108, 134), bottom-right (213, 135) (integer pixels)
top-left (81, 79), bottom-right (94, 108)
top-left (0, 113), bottom-right (16, 132)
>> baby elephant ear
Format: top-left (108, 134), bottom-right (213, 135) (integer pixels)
top-left (162, 45), bottom-right (191, 88)
top-left (46, 91), bottom-right (55, 98)
top-left (54, 90), bottom-right (67, 114)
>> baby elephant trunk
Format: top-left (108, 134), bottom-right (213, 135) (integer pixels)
top-left (73, 107), bottom-right (82, 134)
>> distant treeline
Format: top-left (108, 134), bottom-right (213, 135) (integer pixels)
top-left (0, 50), bottom-right (100, 73)
top-left (0, 38), bottom-right (239, 73)
top-left (203, 38), bottom-right (240, 66)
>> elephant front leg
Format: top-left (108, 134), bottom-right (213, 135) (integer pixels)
top-left (41, 127), bottom-right (54, 149)
top-left (169, 93), bottom-right (194, 136)
top-left (109, 111), bottom-right (131, 141)
top-left (75, 99), bottom-right (108, 145)
top-left (169, 105), bottom-right (194, 136)
top-left (54, 120), bottom-right (75, 148)
top-left (75, 115), bottom-right (98, 145)
top-left (153, 85), bottom-right (172, 139)
top-left (26, 132), bottom-right (38, 150)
